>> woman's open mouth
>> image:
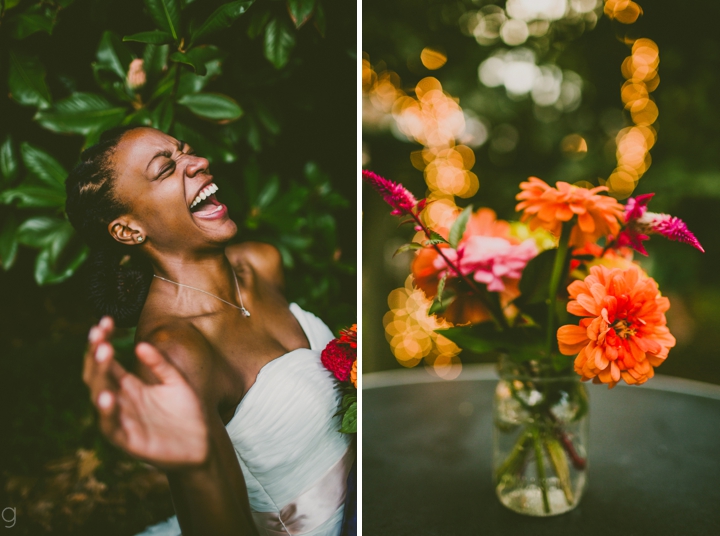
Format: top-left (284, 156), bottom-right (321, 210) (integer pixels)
top-left (189, 182), bottom-right (228, 220)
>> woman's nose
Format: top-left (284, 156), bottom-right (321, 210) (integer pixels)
top-left (185, 155), bottom-right (210, 177)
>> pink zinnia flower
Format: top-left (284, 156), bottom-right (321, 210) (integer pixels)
top-left (362, 170), bottom-right (423, 216)
top-left (433, 236), bottom-right (538, 292)
top-left (616, 193), bottom-right (704, 255)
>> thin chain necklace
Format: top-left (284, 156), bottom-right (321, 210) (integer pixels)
top-left (153, 271), bottom-right (251, 317)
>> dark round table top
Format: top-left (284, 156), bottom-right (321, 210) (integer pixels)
top-left (363, 364), bottom-right (720, 536)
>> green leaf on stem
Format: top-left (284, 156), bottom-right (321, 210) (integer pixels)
top-left (0, 212), bottom-right (20, 270)
top-left (287, 0), bottom-right (316, 29)
top-left (427, 231), bottom-right (449, 245)
top-left (96, 31), bottom-right (135, 81)
top-left (0, 185), bottom-right (66, 208)
top-left (247, 7), bottom-right (271, 39)
top-left (151, 97), bottom-right (174, 131)
top-left (177, 93), bottom-right (243, 121)
top-left (437, 321), bottom-right (544, 358)
top-left (0, 137), bottom-right (20, 183)
top-left (144, 0), bottom-right (181, 41)
top-left (8, 50), bottom-right (52, 109)
top-left (190, 1), bottom-right (255, 46)
top-left (123, 30), bottom-right (174, 45)
top-left (35, 92), bottom-right (127, 136)
top-left (170, 51), bottom-right (207, 75)
top-left (313, 1), bottom-right (326, 37)
top-left (20, 143), bottom-right (67, 188)
top-left (8, 9), bottom-right (54, 40)
top-left (393, 242), bottom-right (422, 257)
top-left (339, 400), bottom-right (357, 434)
top-left (517, 248), bottom-right (557, 306)
top-left (449, 204), bottom-right (472, 248)
top-left (264, 18), bottom-right (296, 69)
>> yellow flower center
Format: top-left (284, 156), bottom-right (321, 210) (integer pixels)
top-left (613, 319), bottom-right (636, 339)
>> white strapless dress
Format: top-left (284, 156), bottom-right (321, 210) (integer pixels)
top-left (135, 303), bottom-right (354, 536)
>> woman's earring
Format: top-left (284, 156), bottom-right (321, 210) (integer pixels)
top-left (137, 236), bottom-right (144, 243)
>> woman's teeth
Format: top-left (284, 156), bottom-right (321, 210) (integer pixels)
top-left (190, 183), bottom-right (219, 209)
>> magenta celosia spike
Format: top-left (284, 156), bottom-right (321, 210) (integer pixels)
top-left (651, 214), bottom-right (705, 253)
top-left (362, 169), bottom-right (419, 216)
top-left (624, 193), bottom-right (654, 222)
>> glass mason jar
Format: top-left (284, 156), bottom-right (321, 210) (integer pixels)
top-left (493, 356), bottom-right (589, 516)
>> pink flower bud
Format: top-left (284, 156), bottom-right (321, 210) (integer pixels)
top-left (127, 58), bottom-right (146, 90)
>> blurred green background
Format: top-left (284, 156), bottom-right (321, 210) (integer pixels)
top-left (0, 0), bottom-right (355, 533)
top-left (362, 0), bottom-right (720, 383)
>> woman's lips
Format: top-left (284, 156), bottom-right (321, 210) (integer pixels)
top-left (192, 197), bottom-right (228, 220)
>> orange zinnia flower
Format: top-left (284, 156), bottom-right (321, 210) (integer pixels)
top-left (350, 360), bottom-right (357, 388)
top-left (516, 177), bottom-right (625, 247)
top-left (557, 265), bottom-right (676, 388)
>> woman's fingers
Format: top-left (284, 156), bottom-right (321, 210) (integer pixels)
top-left (135, 342), bottom-right (184, 385)
top-left (87, 342), bottom-right (117, 405)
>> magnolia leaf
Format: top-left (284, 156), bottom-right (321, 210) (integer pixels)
top-left (449, 204), bottom-right (472, 248)
top-left (151, 97), bottom-right (174, 131)
top-left (35, 236), bottom-right (89, 285)
top-left (0, 185), bottom-right (66, 208)
top-left (287, 0), bottom-right (316, 29)
top-left (264, 18), bottom-right (296, 69)
top-left (0, 137), bottom-right (19, 183)
top-left (393, 242), bottom-right (422, 257)
top-left (20, 143), bottom-right (67, 187)
top-left (256, 175), bottom-right (280, 208)
top-left (313, 1), bottom-right (325, 36)
top-left (143, 44), bottom-right (170, 81)
top-left (96, 31), bottom-right (135, 81)
top-left (176, 46), bottom-right (225, 96)
top-left (17, 216), bottom-right (64, 247)
top-left (144, 0), bottom-right (181, 41)
top-left (8, 11), bottom-right (54, 40)
top-left (35, 92), bottom-right (127, 136)
top-left (190, 0), bottom-right (254, 46)
top-left (170, 51), bottom-right (207, 76)
top-left (123, 30), bottom-right (174, 44)
top-left (0, 212), bottom-right (20, 270)
top-left (339, 400), bottom-right (357, 434)
top-left (177, 93), bottom-right (243, 121)
top-left (8, 50), bottom-right (52, 109)
top-left (247, 7), bottom-right (271, 39)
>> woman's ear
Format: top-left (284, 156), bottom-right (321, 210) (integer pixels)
top-left (109, 219), bottom-right (145, 245)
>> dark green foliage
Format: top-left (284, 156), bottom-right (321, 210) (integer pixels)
top-left (0, 0), bottom-right (355, 532)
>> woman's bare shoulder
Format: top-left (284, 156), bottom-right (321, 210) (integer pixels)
top-left (225, 241), bottom-right (284, 289)
top-left (134, 318), bottom-right (222, 404)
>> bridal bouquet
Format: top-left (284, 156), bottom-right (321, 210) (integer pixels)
top-left (364, 169), bottom-right (703, 514)
top-left (322, 325), bottom-right (357, 434)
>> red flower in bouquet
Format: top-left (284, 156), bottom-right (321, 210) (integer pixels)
top-left (362, 170), bottom-right (424, 216)
top-left (339, 324), bottom-right (357, 348)
top-left (516, 177), bottom-right (625, 247)
top-left (557, 265), bottom-right (676, 388)
top-left (614, 193), bottom-right (704, 255)
top-left (321, 339), bottom-right (356, 382)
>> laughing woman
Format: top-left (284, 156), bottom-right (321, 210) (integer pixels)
top-left (67, 126), bottom-right (354, 536)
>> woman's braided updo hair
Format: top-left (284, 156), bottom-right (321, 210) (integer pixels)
top-left (65, 126), bottom-right (153, 327)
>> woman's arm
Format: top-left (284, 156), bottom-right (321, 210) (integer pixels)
top-left (83, 317), bottom-right (258, 536)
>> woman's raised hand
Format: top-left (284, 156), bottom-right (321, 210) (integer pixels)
top-left (83, 317), bottom-right (209, 469)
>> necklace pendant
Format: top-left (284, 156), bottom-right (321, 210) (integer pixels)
top-left (241, 307), bottom-right (251, 317)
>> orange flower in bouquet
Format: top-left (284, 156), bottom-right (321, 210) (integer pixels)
top-left (558, 265), bottom-right (676, 388)
top-left (516, 177), bottom-right (625, 247)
